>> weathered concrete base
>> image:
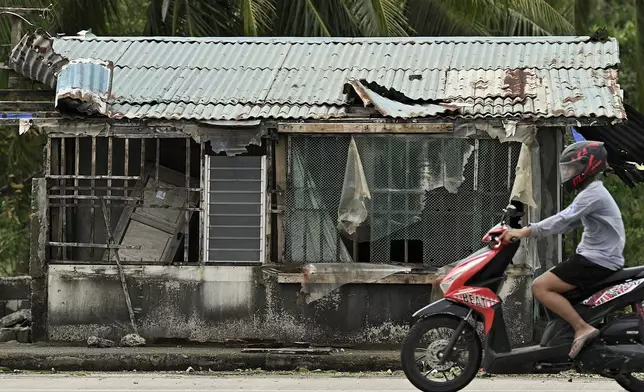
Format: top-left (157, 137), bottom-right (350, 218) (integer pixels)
top-left (47, 265), bottom-right (430, 346)
top-left (0, 345), bottom-right (400, 372)
top-left (45, 264), bottom-right (535, 348)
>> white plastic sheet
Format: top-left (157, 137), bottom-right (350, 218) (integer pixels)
top-left (337, 137), bottom-right (372, 237)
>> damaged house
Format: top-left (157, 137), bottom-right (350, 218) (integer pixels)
top-left (5, 31), bottom-right (638, 345)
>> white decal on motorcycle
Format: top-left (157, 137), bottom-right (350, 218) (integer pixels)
top-left (456, 292), bottom-right (499, 308)
top-left (582, 278), bottom-right (644, 307)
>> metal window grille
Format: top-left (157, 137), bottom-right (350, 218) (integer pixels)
top-left (45, 135), bottom-right (202, 264)
top-left (284, 135), bottom-right (521, 267)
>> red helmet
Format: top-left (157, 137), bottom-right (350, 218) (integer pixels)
top-left (559, 140), bottom-right (608, 191)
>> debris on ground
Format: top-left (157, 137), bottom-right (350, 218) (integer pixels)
top-left (120, 333), bottom-right (146, 347)
top-left (0, 310), bottom-right (31, 343)
top-left (87, 336), bottom-right (115, 348)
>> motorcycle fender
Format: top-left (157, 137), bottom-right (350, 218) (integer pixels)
top-left (411, 298), bottom-right (471, 325)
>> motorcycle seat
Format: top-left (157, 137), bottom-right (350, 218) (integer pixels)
top-left (591, 265), bottom-right (644, 289)
top-left (564, 265), bottom-right (644, 304)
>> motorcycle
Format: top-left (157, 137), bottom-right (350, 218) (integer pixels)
top-left (400, 204), bottom-right (644, 392)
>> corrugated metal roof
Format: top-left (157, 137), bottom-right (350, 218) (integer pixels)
top-left (109, 102), bottom-right (348, 120)
top-left (52, 36), bottom-right (620, 71)
top-left (103, 67), bottom-right (621, 119)
top-left (10, 32), bottom-right (624, 121)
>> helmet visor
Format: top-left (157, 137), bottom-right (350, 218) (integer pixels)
top-left (559, 160), bottom-right (585, 183)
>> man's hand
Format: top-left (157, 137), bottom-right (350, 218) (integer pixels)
top-left (501, 227), bottom-right (531, 243)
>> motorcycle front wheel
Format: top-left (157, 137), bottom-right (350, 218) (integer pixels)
top-left (401, 315), bottom-right (482, 392)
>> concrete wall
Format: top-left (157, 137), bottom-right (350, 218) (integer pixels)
top-left (47, 264), bottom-right (532, 347)
top-left (0, 276), bottom-right (31, 317)
top-left (47, 264), bottom-right (433, 345)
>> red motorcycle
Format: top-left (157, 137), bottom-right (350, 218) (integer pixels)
top-left (401, 205), bottom-right (644, 392)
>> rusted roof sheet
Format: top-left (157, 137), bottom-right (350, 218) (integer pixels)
top-left (9, 32), bottom-right (624, 121)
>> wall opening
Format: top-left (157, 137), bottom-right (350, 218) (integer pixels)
top-left (45, 135), bottom-right (202, 265)
top-left (282, 135), bottom-right (521, 267)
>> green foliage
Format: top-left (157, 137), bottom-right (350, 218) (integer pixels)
top-left (605, 176), bottom-right (644, 266)
top-left (0, 127), bottom-right (44, 276)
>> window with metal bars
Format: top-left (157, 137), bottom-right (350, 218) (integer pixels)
top-left (45, 135), bottom-right (202, 265)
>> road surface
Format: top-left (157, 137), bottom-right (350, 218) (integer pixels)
top-left (0, 373), bottom-right (627, 391)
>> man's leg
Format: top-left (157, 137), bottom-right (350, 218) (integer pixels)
top-left (532, 272), bottom-right (597, 340)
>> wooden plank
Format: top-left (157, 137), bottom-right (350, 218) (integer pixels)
top-left (48, 242), bottom-right (141, 250)
top-left (277, 272), bottom-right (439, 285)
top-left (274, 135), bottom-right (287, 263)
top-left (278, 122), bottom-right (454, 134)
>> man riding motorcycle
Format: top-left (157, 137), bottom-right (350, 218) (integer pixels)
top-left (501, 140), bottom-right (626, 358)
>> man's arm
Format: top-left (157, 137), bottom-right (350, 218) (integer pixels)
top-left (503, 190), bottom-right (598, 241)
top-left (529, 191), bottom-right (598, 238)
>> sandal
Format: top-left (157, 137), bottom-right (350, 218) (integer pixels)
top-left (569, 329), bottom-right (600, 359)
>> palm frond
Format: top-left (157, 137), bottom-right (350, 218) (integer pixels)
top-left (506, 0), bottom-right (575, 35)
top-left (144, 0), bottom-right (238, 36)
top-left (424, 0), bottom-right (574, 37)
top-left (275, 0), bottom-right (359, 37)
top-left (349, 0), bottom-right (410, 36)
top-left (238, 0), bottom-right (275, 36)
top-left (405, 0), bottom-right (489, 36)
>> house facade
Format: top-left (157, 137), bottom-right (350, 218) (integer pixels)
top-left (7, 31), bottom-right (625, 345)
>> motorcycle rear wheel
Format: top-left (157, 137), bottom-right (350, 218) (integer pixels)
top-left (401, 315), bottom-right (481, 392)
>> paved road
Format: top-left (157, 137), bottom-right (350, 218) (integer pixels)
top-left (0, 374), bottom-right (629, 391)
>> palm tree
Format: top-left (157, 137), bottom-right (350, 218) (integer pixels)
top-left (142, 0), bottom-right (579, 37)
top-left (2, 0), bottom-right (595, 40)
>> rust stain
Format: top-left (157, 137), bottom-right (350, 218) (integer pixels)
top-left (564, 94), bottom-right (584, 104)
top-left (503, 69), bottom-right (529, 97)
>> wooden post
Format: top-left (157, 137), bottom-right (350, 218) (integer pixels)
top-left (274, 135), bottom-right (287, 263)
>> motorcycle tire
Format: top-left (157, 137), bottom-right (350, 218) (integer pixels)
top-left (616, 374), bottom-right (644, 392)
top-left (401, 315), bottom-right (481, 392)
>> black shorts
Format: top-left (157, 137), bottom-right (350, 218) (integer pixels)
top-left (550, 253), bottom-right (615, 291)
